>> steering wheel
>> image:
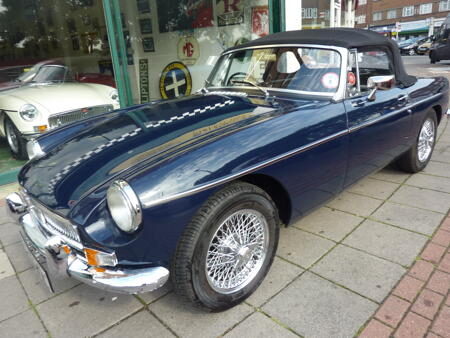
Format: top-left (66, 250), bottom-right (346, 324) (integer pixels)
top-left (227, 72), bottom-right (256, 86)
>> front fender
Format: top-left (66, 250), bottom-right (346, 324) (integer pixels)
top-left (1, 96), bottom-right (51, 135)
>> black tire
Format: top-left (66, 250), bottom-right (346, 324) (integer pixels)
top-left (396, 111), bottom-right (437, 173)
top-left (4, 117), bottom-right (27, 160)
top-left (171, 182), bottom-right (280, 311)
top-left (430, 52), bottom-right (437, 64)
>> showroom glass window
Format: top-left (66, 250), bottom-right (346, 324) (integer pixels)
top-left (117, 0), bottom-right (270, 104)
top-left (0, 0), bottom-right (119, 164)
top-left (0, 1), bottom-right (116, 88)
top-left (301, 0), bottom-right (331, 30)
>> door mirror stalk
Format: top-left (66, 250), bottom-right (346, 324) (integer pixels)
top-left (368, 87), bottom-right (377, 101)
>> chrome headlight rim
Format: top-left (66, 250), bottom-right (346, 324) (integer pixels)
top-left (26, 139), bottom-right (45, 160)
top-left (19, 104), bottom-right (39, 121)
top-left (106, 180), bottom-right (142, 233)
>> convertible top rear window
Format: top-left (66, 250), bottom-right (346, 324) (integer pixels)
top-left (207, 47), bottom-right (341, 95)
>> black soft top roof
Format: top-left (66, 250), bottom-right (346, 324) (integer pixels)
top-left (226, 28), bottom-right (416, 88)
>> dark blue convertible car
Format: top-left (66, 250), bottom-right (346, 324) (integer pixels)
top-left (6, 28), bottom-right (449, 311)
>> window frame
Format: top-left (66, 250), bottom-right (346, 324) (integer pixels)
top-left (387, 9), bottom-right (397, 19)
top-left (402, 6), bottom-right (415, 17)
top-left (440, 0), bottom-right (450, 11)
top-left (373, 11), bottom-right (383, 21)
top-left (419, 3), bottom-right (433, 15)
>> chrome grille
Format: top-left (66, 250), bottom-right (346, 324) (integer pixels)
top-left (48, 104), bottom-right (113, 129)
top-left (29, 199), bottom-right (81, 244)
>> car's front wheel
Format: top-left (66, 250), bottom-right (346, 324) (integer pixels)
top-left (4, 117), bottom-right (27, 160)
top-left (171, 182), bottom-right (279, 311)
top-left (396, 110), bottom-right (437, 173)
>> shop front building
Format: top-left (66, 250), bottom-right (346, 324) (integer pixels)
top-left (0, 0), bottom-right (354, 185)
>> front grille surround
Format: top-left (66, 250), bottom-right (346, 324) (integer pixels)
top-left (48, 104), bottom-right (113, 129)
top-left (28, 198), bottom-right (81, 246)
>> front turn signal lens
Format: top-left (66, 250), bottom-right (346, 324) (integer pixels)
top-left (83, 248), bottom-right (118, 267)
top-left (33, 125), bottom-right (48, 133)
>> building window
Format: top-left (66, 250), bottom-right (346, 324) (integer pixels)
top-left (356, 15), bottom-right (366, 24)
top-left (373, 12), bottom-right (382, 21)
top-left (439, 0), bottom-right (450, 11)
top-left (359, 0), bottom-right (367, 5)
top-left (402, 6), bottom-right (414, 17)
top-left (387, 9), bottom-right (397, 19)
top-left (419, 3), bottom-right (433, 14)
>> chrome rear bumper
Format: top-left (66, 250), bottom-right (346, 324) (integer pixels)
top-left (6, 192), bottom-right (169, 294)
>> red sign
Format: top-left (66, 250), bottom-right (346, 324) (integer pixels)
top-left (252, 6), bottom-right (269, 37)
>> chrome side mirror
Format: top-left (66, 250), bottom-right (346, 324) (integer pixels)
top-left (367, 75), bottom-right (395, 101)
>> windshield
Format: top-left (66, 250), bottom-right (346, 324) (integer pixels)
top-left (207, 47), bottom-right (342, 95)
top-left (16, 64), bottom-right (74, 83)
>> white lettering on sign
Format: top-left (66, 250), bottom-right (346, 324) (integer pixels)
top-left (302, 8), bottom-right (318, 19)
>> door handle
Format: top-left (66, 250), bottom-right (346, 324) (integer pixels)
top-left (397, 94), bottom-right (409, 104)
top-left (351, 99), bottom-right (366, 108)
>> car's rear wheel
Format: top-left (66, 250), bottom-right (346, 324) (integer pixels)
top-left (4, 117), bottom-right (27, 160)
top-left (171, 182), bottom-right (279, 311)
top-left (396, 110), bottom-right (437, 173)
top-left (408, 49), bottom-right (415, 56)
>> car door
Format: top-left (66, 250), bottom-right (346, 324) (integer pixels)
top-left (344, 48), bottom-right (412, 187)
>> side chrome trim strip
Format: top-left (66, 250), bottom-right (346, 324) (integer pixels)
top-left (142, 129), bottom-right (348, 208)
top-left (348, 93), bottom-right (442, 133)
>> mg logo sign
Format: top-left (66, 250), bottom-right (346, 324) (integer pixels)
top-left (178, 36), bottom-right (200, 65)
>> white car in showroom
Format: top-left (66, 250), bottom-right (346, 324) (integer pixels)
top-left (0, 62), bottom-right (120, 159)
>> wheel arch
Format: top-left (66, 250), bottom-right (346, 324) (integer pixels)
top-left (432, 105), bottom-right (443, 125)
top-left (238, 173), bottom-right (292, 226)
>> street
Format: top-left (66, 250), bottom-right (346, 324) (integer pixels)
top-left (403, 54), bottom-right (450, 81)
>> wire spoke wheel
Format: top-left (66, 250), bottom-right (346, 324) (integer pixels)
top-left (5, 120), bottom-right (19, 154)
top-left (205, 209), bottom-right (269, 294)
top-left (417, 118), bottom-right (435, 163)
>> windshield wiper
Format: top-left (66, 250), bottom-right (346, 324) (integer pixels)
top-left (230, 79), bottom-right (270, 99)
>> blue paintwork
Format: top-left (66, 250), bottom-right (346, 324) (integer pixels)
top-left (18, 74), bottom-right (449, 269)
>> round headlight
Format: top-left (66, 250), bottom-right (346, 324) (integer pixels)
top-left (19, 104), bottom-right (38, 121)
top-left (26, 139), bottom-right (45, 160)
top-left (106, 180), bottom-right (142, 233)
top-left (109, 89), bottom-right (119, 102)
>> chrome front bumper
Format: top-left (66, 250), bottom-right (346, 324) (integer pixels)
top-left (6, 192), bottom-right (169, 294)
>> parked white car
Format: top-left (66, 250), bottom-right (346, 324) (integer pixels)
top-left (0, 64), bottom-right (120, 159)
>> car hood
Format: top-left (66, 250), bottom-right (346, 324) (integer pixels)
top-left (0, 82), bottom-right (114, 113)
top-left (20, 93), bottom-right (304, 212)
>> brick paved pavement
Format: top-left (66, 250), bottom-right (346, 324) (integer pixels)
top-left (360, 216), bottom-right (450, 338)
top-left (0, 57), bottom-right (449, 337)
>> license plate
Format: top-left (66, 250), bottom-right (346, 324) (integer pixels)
top-left (20, 231), bottom-right (55, 293)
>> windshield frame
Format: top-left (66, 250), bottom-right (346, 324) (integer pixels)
top-left (206, 44), bottom-right (348, 101)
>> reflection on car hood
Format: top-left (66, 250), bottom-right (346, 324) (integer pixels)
top-left (19, 93), bottom-right (292, 212)
top-left (0, 82), bottom-right (113, 113)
